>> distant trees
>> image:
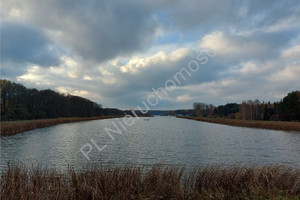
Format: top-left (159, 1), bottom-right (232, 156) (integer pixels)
top-left (214, 103), bottom-right (239, 118)
top-left (193, 103), bottom-right (215, 117)
top-left (2, 79), bottom-right (298, 122)
top-left (168, 109), bottom-right (193, 116)
top-left (262, 102), bottom-right (276, 121)
top-left (193, 91), bottom-right (300, 121)
top-left (193, 103), bottom-right (203, 117)
top-left (0, 79), bottom-right (123, 121)
top-left (276, 91), bottom-right (300, 121)
top-left (193, 102), bottom-right (238, 118)
top-left (238, 92), bottom-right (300, 121)
top-left (239, 100), bottom-right (263, 120)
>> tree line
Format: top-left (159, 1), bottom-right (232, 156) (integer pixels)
top-left (1, 79), bottom-right (299, 122)
top-left (0, 79), bottom-right (123, 121)
top-left (193, 91), bottom-right (300, 121)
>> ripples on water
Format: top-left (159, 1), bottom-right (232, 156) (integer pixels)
top-left (1, 116), bottom-right (300, 171)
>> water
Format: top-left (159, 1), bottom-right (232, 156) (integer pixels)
top-left (1, 116), bottom-right (300, 171)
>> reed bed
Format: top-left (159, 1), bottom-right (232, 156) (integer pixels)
top-left (1, 164), bottom-right (299, 200)
top-left (0, 116), bottom-right (119, 136)
top-left (179, 116), bottom-right (300, 132)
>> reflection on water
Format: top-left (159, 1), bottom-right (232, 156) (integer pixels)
top-left (1, 116), bottom-right (300, 170)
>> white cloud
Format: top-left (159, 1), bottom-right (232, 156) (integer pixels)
top-left (199, 32), bottom-right (237, 54)
top-left (269, 62), bottom-right (300, 82)
top-left (281, 44), bottom-right (300, 59)
top-left (198, 31), bottom-right (268, 57)
top-left (47, 56), bottom-right (79, 78)
top-left (239, 61), bottom-right (258, 74)
top-left (119, 48), bottom-right (190, 74)
top-left (17, 65), bottom-right (53, 86)
top-left (56, 86), bottom-right (89, 97)
top-left (175, 94), bottom-right (193, 102)
top-left (83, 75), bottom-right (93, 81)
top-left (266, 16), bottom-right (300, 33)
top-left (101, 70), bottom-right (117, 85)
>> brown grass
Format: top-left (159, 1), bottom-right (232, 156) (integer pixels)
top-left (179, 116), bottom-right (300, 132)
top-left (0, 116), bottom-right (120, 136)
top-left (0, 164), bottom-right (299, 200)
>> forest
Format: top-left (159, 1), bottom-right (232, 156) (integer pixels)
top-left (1, 79), bottom-right (299, 122)
top-left (0, 79), bottom-right (123, 121)
top-left (193, 91), bottom-right (300, 121)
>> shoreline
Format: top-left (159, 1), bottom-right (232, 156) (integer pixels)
top-left (178, 116), bottom-right (300, 132)
top-left (0, 116), bottom-right (121, 136)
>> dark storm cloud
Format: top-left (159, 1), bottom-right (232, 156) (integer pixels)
top-left (163, 0), bottom-right (300, 31)
top-left (0, 61), bottom-right (28, 80)
top-left (3, 0), bottom-right (158, 63)
top-left (1, 22), bottom-right (60, 66)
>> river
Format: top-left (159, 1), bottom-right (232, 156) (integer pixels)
top-left (1, 116), bottom-right (299, 170)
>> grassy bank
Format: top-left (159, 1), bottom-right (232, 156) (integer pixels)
top-left (179, 116), bottom-right (300, 132)
top-left (1, 165), bottom-right (299, 200)
top-left (0, 116), bottom-right (120, 136)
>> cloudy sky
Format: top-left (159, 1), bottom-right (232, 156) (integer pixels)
top-left (1, 0), bottom-right (300, 109)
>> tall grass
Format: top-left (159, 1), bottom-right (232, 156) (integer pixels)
top-left (1, 164), bottom-right (299, 199)
top-left (179, 116), bottom-right (300, 132)
top-left (0, 116), bottom-right (119, 136)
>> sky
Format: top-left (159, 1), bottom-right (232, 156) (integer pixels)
top-left (1, 0), bottom-right (300, 109)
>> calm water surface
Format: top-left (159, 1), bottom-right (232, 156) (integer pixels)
top-left (1, 116), bottom-right (300, 170)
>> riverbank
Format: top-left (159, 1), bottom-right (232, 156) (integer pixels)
top-left (178, 116), bottom-right (300, 131)
top-left (0, 116), bottom-right (120, 136)
top-left (1, 164), bottom-right (299, 200)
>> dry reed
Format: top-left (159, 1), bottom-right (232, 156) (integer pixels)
top-left (0, 116), bottom-right (120, 136)
top-left (1, 164), bottom-right (299, 200)
top-left (179, 116), bottom-right (300, 132)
